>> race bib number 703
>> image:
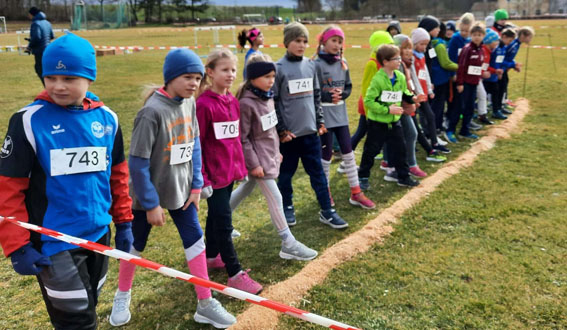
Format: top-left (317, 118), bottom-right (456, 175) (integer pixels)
top-left (50, 146), bottom-right (107, 176)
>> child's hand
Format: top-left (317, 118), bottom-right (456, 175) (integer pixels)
top-left (279, 154), bottom-right (283, 162)
top-left (318, 124), bottom-right (327, 135)
top-left (515, 63), bottom-right (522, 72)
top-left (280, 130), bottom-right (296, 143)
top-left (388, 105), bottom-right (403, 115)
top-left (250, 166), bottom-right (265, 178)
top-left (402, 102), bottom-right (416, 116)
top-left (429, 93), bottom-right (435, 99)
top-left (496, 69), bottom-right (504, 75)
top-left (482, 71), bottom-right (491, 79)
top-left (416, 94), bottom-right (428, 103)
top-left (183, 192), bottom-right (200, 211)
top-left (456, 85), bottom-right (464, 93)
top-left (331, 88), bottom-right (342, 104)
top-left (147, 205), bottom-right (166, 226)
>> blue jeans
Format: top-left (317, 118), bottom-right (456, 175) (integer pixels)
top-left (278, 133), bottom-right (331, 210)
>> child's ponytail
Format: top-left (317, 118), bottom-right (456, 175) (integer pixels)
top-left (142, 84), bottom-right (161, 104)
top-left (238, 29), bottom-right (248, 50)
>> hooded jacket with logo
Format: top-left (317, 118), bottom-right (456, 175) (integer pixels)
top-left (0, 91), bottom-right (133, 257)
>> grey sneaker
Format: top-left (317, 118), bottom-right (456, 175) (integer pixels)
top-left (231, 229), bottom-right (241, 239)
top-left (194, 298), bottom-right (236, 329)
top-left (109, 289), bottom-right (131, 327)
top-left (384, 170), bottom-right (398, 182)
top-left (279, 240), bottom-right (318, 261)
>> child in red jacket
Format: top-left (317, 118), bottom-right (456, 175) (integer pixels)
top-left (446, 23), bottom-right (486, 142)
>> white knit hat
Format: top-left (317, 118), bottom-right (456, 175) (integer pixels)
top-left (411, 28), bottom-right (431, 45)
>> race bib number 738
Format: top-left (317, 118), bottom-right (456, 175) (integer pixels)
top-left (50, 146), bottom-right (107, 176)
top-left (170, 142), bottom-right (194, 165)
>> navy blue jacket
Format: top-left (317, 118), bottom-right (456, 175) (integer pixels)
top-left (28, 12), bottom-right (54, 54)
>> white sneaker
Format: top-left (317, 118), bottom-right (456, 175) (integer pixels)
top-left (194, 298), bottom-right (236, 329)
top-left (109, 289), bottom-right (131, 327)
top-left (279, 240), bottom-right (318, 260)
top-left (231, 229), bottom-right (241, 238)
top-left (436, 136), bottom-right (448, 146)
top-left (336, 161), bottom-right (347, 174)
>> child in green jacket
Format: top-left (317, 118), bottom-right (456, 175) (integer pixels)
top-left (358, 44), bottom-right (420, 189)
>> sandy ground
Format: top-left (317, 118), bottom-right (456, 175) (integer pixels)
top-left (230, 99), bottom-right (530, 330)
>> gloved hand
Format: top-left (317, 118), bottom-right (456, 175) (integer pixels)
top-left (10, 242), bottom-right (52, 275)
top-left (115, 222), bottom-right (134, 253)
top-left (200, 186), bottom-right (213, 200)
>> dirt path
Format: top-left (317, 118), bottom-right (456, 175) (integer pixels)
top-left (230, 99), bottom-right (530, 330)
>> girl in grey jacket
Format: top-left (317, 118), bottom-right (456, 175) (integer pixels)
top-left (230, 54), bottom-right (317, 261)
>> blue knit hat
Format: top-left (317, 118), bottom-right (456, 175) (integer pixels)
top-left (42, 33), bottom-right (96, 81)
top-left (446, 20), bottom-right (457, 32)
top-left (484, 28), bottom-right (499, 45)
top-left (163, 49), bottom-right (204, 84)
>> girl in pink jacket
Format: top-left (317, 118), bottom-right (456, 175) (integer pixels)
top-left (196, 48), bottom-right (262, 294)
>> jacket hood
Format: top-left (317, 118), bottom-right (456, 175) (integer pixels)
top-left (33, 12), bottom-right (46, 21)
top-left (387, 21), bottom-right (402, 34)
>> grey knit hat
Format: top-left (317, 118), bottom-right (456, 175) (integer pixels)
top-left (283, 22), bottom-right (309, 47)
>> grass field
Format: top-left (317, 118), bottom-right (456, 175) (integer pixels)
top-left (0, 20), bottom-right (566, 329)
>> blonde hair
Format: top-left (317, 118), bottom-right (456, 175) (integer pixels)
top-left (196, 48), bottom-right (238, 98)
top-left (312, 24), bottom-right (348, 70)
top-left (142, 84), bottom-right (161, 104)
top-left (235, 53), bottom-right (274, 99)
top-left (458, 12), bottom-right (475, 27)
top-left (518, 26), bottom-right (535, 38)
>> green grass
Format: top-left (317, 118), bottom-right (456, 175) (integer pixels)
top-left (0, 20), bottom-right (566, 329)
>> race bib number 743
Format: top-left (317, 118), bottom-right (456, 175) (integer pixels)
top-left (50, 146), bottom-right (107, 176)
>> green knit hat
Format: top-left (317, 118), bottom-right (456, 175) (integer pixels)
top-left (283, 22), bottom-right (309, 47)
top-left (494, 9), bottom-right (509, 21)
top-left (369, 30), bottom-right (394, 52)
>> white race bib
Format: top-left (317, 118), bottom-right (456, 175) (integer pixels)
top-left (458, 48), bottom-right (462, 56)
top-left (260, 110), bottom-right (278, 131)
top-left (467, 66), bottom-right (482, 76)
top-left (380, 91), bottom-right (402, 103)
top-left (170, 142), bottom-right (195, 165)
top-left (428, 48), bottom-right (437, 58)
top-left (50, 146), bottom-right (107, 176)
top-left (495, 55), bottom-right (505, 63)
top-left (288, 78), bottom-right (313, 94)
top-left (481, 63), bottom-right (489, 71)
top-left (213, 120), bottom-right (239, 139)
top-left (418, 70), bottom-right (428, 80)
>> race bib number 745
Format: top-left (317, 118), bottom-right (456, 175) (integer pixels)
top-left (50, 146), bottom-right (107, 176)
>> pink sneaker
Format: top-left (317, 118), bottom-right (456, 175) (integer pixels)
top-left (206, 254), bottom-right (225, 269)
top-left (409, 166), bottom-right (428, 178)
top-left (227, 269), bottom-right (263, 294)
top-left (380, 161), bottom-right (392, 171)
top-left (349, 192), bottom-right (376, 209)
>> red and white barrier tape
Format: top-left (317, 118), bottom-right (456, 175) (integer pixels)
top-left (0, 217), bottom-right (361, 330)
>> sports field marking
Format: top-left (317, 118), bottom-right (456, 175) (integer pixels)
top-left (230, 99), bottom-right (530, 329)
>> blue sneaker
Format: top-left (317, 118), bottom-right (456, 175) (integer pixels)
top-left (459, 133), bottom-right (479, 140)
top-left (359, 177), bottom-right (370, 190)
top-left (319, 209), bottom-right (348, 229)
top-left (284, 205), bottom-right (296, 226)
top-left (444, 131), bottom-right (458, 143)
top-left (492, 110), bottom-right (508, 120)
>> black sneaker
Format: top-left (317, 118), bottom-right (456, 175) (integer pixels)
top-left (319, 209), bottom-right (348, 229)
top-left (478, 115), bottom-right (494, 125)
top-left (501, 108), bottom-right (512, 115)
top-left (492, 110), bottom-right (508, 120)
top-left (284, 205), bottom-right (296, 226)
top-left (384, 170), bottom-right (398, 182)
top-left (433, 144), bottom-right (451, 154)
top-left (397, 176), bottom-right (420, 187)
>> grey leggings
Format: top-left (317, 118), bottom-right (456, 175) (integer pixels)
top-left (230, 177), bottom-right (288, 233)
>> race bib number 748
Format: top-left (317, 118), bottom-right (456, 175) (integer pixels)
top-left (50, 146), bottom-right (107, 176)
top-left (380, 91), bottom-right (402, 103)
